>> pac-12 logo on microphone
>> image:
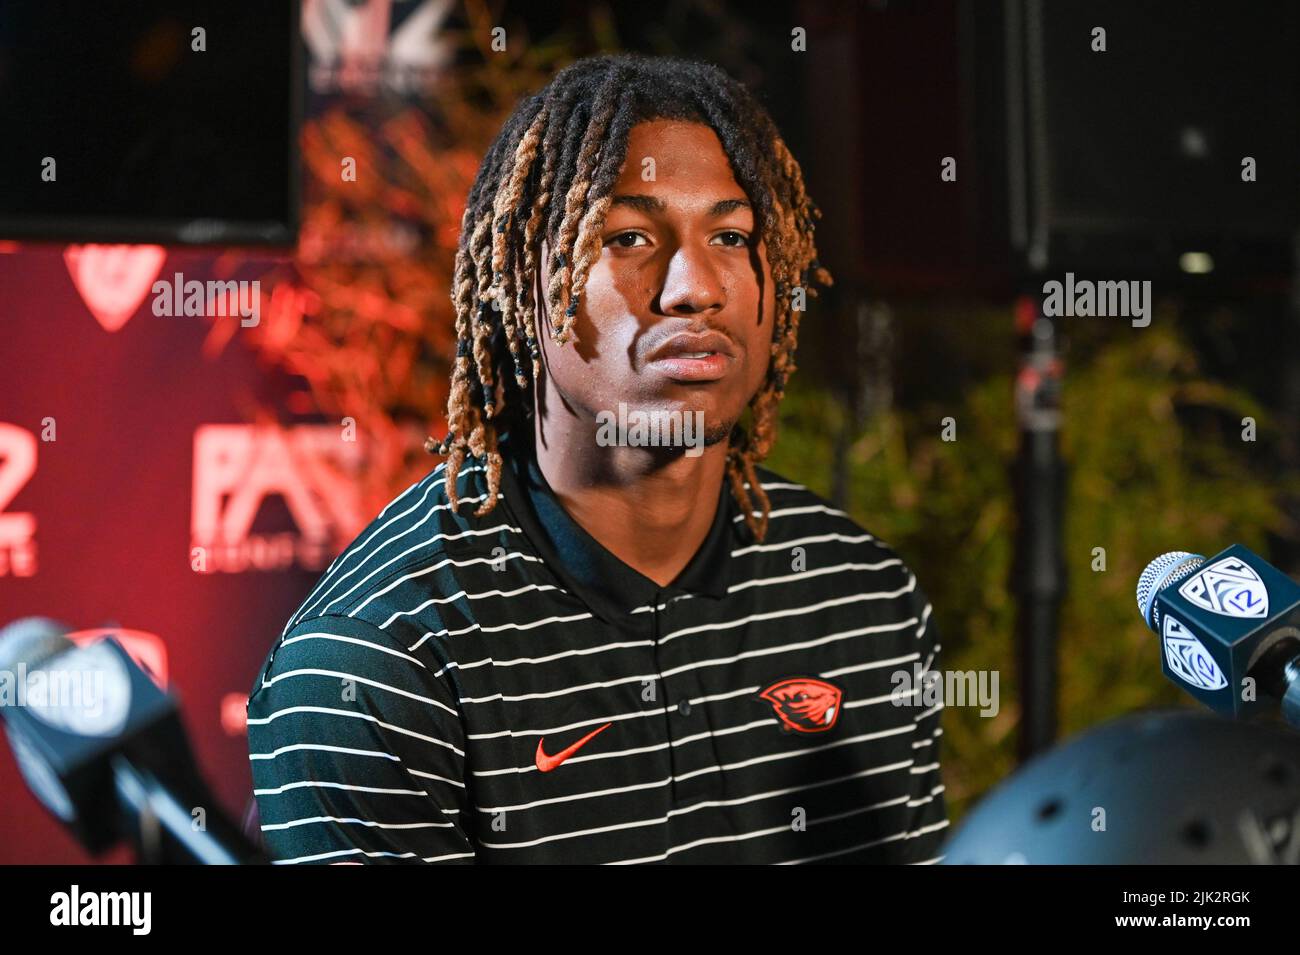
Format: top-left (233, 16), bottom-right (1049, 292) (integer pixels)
top-left (1162, 616), bottom-right (1228, 691)
top-left (1177, 556), bottom-right (1269, 619)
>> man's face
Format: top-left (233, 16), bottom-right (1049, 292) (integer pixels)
top-left (535, 119), bottom-right (775, 448)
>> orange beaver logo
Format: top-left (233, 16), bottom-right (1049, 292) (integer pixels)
top-left (757, 677), bottom-right (843, 733)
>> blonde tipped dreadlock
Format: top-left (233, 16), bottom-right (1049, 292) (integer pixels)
top-left (426, 53), bottom-right (833, 542)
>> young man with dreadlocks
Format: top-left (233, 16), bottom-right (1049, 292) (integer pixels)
top-left (248, 53), bottom-right (947, 864)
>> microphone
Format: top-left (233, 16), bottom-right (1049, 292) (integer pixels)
top-left (0, 617), bottom-right (264, 864)
top-left (1136, 545), bottom-right (1300, 726)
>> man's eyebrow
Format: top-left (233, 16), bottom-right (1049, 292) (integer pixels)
top-left (709, 198), bottom-right (751, 216)
top-left (608, 195), bottom-right (752, 217)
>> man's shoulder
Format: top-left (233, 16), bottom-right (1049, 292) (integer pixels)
top-left (279, 456), bottom-right (515, 634)
top-left (248, 458), bottom-right (497, 701)
top-left (749, 463), bottom-right (936, 649)
top-left (749, 462), bottom-right (910, 568)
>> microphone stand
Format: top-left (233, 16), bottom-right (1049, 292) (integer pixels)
top-left (1011, 296), bottom-right (1067, 760)
top-left (1245, 640), bottom-right (1300, 730)
top-left (111, 756), bottom-right (266, 865)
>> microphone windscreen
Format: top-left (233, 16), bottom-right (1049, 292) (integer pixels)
top-left (1136, 551), bottom-right (1205, 627)
top-left (0, 617), bottom-right (74, 671)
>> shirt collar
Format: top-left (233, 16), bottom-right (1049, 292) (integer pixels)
top-left (495, 424), bottom-right (739, 624)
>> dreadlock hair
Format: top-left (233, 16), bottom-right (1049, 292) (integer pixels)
top-left (426, 52), bottom-right (832, 542)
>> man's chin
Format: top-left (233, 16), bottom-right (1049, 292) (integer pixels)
top-left (595, 399), bottom-right (740, 454)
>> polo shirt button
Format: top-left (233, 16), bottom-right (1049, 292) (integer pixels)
top-left (677, 699), bottom-right (692, 716)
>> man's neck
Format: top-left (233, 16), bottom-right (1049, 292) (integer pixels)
top-left (529, 411), bottom-right (728, 589)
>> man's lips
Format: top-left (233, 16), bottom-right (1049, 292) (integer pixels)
top-left (646, 352), bottom-right (733, 381)
top-left (646, 330), bottom-right (737, 382)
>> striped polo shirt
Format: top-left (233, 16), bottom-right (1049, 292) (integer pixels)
top-left (246, 424), bottom-right (948, 864)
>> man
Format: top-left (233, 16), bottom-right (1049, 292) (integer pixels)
top-left (248, 53), bottom-right (947, 864)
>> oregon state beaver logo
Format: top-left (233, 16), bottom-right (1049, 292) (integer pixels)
top-left (757, 677), bottom-right (843, 733)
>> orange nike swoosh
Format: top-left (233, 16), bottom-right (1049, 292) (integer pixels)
top-left (535, 721), bottom-right (613, 772)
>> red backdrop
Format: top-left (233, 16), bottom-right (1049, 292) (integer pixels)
top-left (0, 244), bottom-right (369, 863)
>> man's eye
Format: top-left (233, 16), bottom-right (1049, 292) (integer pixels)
top-left (712, 231), bottom-right (750, 247)
top-left (608, 231), bottom-right (647, 248)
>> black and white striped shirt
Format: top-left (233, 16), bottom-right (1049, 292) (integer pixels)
top-left (247, 425), bottom-right (948, 864)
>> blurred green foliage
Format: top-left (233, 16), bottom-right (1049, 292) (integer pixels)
top-left (765, 306), bottom-right (1300, 822)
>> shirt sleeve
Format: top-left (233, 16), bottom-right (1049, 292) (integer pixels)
top-left (246, 613), bottom-right (476, 864)
top-left (898, 568), bottom-right (950, 864)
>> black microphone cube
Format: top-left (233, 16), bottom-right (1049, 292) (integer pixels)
top-left (1, 636), bottom-right (194, 853)
top-left (1152, 545), bottom-right (1300, 717)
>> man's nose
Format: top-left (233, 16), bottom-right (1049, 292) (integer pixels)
top-left (657, 244), bottom-right (726, 315)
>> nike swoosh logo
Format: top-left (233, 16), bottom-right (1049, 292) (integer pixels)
top-left (535, 721), bottom-right (613, 772)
